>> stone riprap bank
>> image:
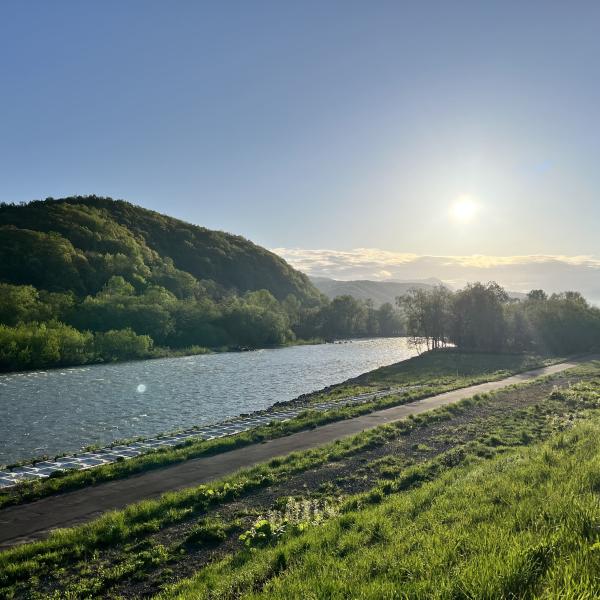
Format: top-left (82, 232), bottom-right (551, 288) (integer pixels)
top-left (0, 385), bottom-right (415, 488)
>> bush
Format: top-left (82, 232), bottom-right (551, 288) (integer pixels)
top-left (93, 328), bottom-right (152, 361)
top-left (185, 519), bottom-right (227, 546)
top-left (0, 321), bottom-right (94, 371)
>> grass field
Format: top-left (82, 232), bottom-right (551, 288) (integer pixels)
top-left (0, 356), bottom-right (597, 599)
top-left (0, 349), bottom-right (560, 510)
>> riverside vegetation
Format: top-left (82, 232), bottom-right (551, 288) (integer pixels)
top-left (399, 281), bottom-right (600, 354)
top-left (1, 358), bottom-right (599, 598)
top-left (0, 196), bottom-right (403, 371)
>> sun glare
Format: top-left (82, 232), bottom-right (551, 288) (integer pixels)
top-left (451, 196), bottom-right (478, 223)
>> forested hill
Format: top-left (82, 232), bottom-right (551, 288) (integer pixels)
top-left (0, 196), bottom-right (321, 303)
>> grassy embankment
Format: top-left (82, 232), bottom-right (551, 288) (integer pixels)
top-left (0, 359), bottom-right (597, 598)
top-left (165, 381), bottom-right (600, 599)
top-left (0, 350), bottom-right (561, 509)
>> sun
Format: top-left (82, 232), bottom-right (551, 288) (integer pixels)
top-left (451, 195), bottom-right (478, 223)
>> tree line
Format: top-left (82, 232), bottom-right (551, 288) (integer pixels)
top-left (0, 280), bottom-right (404, 371)
top-left (2, 276), bottom-right (597, 372)
top-left (398, 282), bottom-right (600, 354)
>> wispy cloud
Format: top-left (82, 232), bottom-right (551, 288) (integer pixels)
top-left (272, 247), bottom-right (600, 302)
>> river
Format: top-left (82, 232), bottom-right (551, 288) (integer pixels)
top-left (0, 337), bottom-right (418, 465)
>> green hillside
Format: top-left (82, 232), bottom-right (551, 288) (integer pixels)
top-left (0, 196), bottom-right (320, 302)
top-left (0, 196), bottom-right (324, 369)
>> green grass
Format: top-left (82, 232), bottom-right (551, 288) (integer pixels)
top-left (355, 348), bottom-right (562, 387)
top-left (0, 350), bottom-right (563, 509)
top-left (161, 394), bottom-right (600, 599)
top-left (185, 517), bottom-right (238, 547)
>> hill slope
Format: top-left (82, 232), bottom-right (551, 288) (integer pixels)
top-left (0, 196), bottom-right (321, 303)
top-left (310, 276), bottom-right (441, 306)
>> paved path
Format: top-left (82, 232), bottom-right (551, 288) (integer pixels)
top-left (0, 358), bottom-right (589, 549)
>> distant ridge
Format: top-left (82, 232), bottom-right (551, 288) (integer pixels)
top-left (311, 276), bottom-right (529, 306)
top-left (310, 276), bottom-right (444, 307)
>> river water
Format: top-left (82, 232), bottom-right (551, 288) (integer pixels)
top-left (0, 337), bottom-right (418, 465)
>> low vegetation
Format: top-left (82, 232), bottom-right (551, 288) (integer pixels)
top-left (1, 360), bottom-right (598, 598)
top-left (167, 421), bottom-right (600, 599)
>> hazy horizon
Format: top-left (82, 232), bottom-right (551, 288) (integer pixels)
top-left (272, 247), bottom-right (600, 304)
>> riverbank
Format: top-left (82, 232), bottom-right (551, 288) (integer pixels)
top-left (0, 338), bottom-right (417, 466)
top-left (0, 357), bottom-right (582, 548)
top-left (1, 357), bottom-right (599, 598)
top-left (162, 373), bottom-right (600, 600)
top-left (0, 335), bottom-right (402, 376)
top-left (0, 350), bottom-right (568, 509)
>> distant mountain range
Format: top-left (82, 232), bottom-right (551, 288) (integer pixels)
top-left (311, 276), bottom-right (527, 306)
top-left (310, 276), bottom-right (445, 307)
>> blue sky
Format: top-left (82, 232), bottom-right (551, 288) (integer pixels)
top-left (2, 1), bottom-right (600, 292)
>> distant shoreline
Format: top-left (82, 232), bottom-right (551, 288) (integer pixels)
top-left (0, 335), bottom-right (410, 376)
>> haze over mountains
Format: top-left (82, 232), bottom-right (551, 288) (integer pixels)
top-left (311, 277), bottom-right (443, 307)
top-left (311, 276), bottom-right (528, 307)
top-left (276, 248), bottom-right (600, 306)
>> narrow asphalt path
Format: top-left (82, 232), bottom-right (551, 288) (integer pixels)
top-left (0, 358), bottom-right (589, 549)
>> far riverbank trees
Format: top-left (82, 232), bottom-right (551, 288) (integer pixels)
top-left (398, 282), bottom-right (600, 354)
top-left (0, 280), bottom-right (405, 371)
